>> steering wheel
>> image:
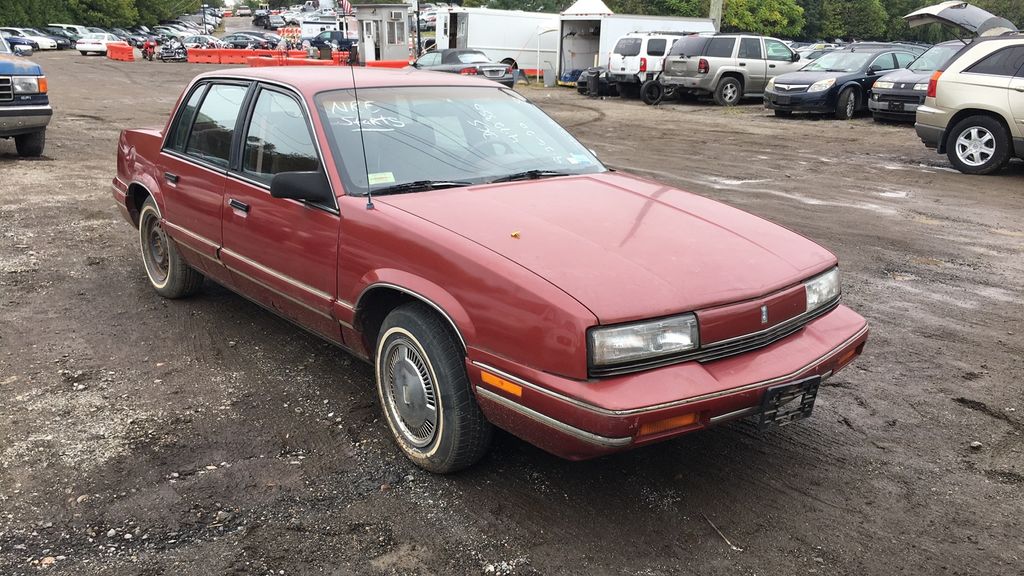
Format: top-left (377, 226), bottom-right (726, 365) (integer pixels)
top-left (469, 139), bottom-right (513, 157)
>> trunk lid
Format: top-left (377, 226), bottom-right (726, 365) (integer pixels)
top-left (904, 2), bottom-right (1018, 37)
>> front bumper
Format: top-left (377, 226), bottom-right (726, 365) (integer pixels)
top-left (0, 105), bottom-right (52, 137)
top-left (470, 305), bottom-right (868, 460)
top-left (868, 89), bottom-right (924, 119)
top-left (764, 89), bottom-right (834, 114)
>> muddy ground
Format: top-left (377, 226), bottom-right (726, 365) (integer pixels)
top-left (1, 27), bottom-right (1022, 576)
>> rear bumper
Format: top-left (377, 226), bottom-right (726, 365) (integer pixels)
top-left (659, 74), bottom-right (713, 92)
top-left (470, 305), bottom-right (868, 460)
top-left (0, 105), bottom-right (52, 137)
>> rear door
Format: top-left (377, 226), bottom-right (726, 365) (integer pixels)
top-left (609, 36), bottom-right (642, 77)
top-left (737, 37), bottom-right (766, 92)
top-left (221, 84), bottom-right (342, 343)
top-left (644, 37), bottom-right (670, 76)
top-left (1003, 47), bottom-right (1024, 137)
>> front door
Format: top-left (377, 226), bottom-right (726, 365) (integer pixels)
top-left (737, 37), bottom-right (767, 92)
top-left (221, 85), bottom-right (342, 343)
top-left (764, 38), bottom-right (801, 80)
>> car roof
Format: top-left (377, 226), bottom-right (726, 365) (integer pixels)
top-left (837, 42), bottom-right (924, 52)
top-left (195, 66), bottom-right (502, 91)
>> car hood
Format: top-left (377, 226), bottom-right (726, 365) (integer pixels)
top-left (877, 68), bottom-right (933, 85)
top-left (377, 172), bottom-right (836, 324)
top-left (0, 53), bottom-right (42, 74)
top-left (904, 1), bottom-right (1018, 37)
top-left (774, 70), bottom-right (850, 85)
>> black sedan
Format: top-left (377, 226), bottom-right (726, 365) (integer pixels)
top-left (220, 32), bottom-right (272, 50)
top-left (764, 43), bottom-right (926, 120)
top-left (410, 49), bottom-right (516, 88)
top-left (868, 41), bottom-right (963, 122)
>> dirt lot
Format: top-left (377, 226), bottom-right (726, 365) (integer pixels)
top-left (1, 41), bottom-right (1022, 575)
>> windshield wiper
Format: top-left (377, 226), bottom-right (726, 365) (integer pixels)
top-left (489, 170), bottom-right (570, 183)
top-left (371, 180), bottom-right (473, 196)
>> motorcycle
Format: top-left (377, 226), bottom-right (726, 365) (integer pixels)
top-left (159, 40), bottom-right (187, 63)
top-left (141, 38), bottom-right (158, 62)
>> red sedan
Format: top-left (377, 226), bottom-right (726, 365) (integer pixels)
top-left (112, 67), bottom-right (868, 473)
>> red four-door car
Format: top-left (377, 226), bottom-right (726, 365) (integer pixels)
top-left (112, 67), bottom-right (868, 473)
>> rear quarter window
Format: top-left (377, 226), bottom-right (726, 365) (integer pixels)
top-left (965, 45), bottom-right (1024, 77)
top-left (646, 38), bottom-right (668, 57)
top-left (705, 37), bottom-right (736, 58)
top-left (669, 36), bottom-right (709, 57)
top-left (614, 37), bottom-right (641, 57)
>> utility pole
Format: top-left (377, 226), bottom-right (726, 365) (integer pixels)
top-left (709, 0), bottom-right (723, 32)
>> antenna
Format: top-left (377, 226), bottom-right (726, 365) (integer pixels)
top-left (348, 51), bottom-right (374, 210)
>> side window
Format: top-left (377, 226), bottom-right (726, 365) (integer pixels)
top-left (705, 37), bottom-right (736, 58)
top-left (738, 38), bottom-right (762, 59)
top-left (646, 38), bottom-right (667, 57)
top-left (316, 31), bottom-right (330, 41)
top-left (894, 52), bottom-right (916, 68)
top-left (185, 83), bottom-right (248, 167)
top-left (966, 46), bottom-right (1024, 77)
top-left (764, 39), bottom-right (792, 61)
top-left (871, 53), bottom-right (897, 71)
top-left (166, 84), bottom-right (207, 152)
top-left (417, 52), bottom-right (440, 66)
top-left (242, 89), bottom-right (320, 184)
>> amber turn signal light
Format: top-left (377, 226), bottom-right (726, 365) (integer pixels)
top-left (38, 76), bottom-right (48, 94)
top-left (480, 371), bottom-right (522, 397)
top-left (638, 412), bottom-right (698, 437)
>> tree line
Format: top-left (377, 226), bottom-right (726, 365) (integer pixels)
top-left (466, 0), bottom-right (1023, 41)
top-left (0, 0), bottom-right (224, 28)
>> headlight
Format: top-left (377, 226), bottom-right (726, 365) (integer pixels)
top-left (874, 81), bottom-right (894, 90)
top-left (808, 78), bottom-right (836, 93)
top-left (805, 268), bottom-right (840, 313)
top-left (913, 83), bottom-right (929, 91)
top-left (589, 314), bottom-right (699, 367)
top-left (766, 77), bottom-right (776, 91)
top-left (12, 76), bottom-right (44, 94)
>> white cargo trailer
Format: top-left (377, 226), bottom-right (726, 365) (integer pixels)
top-left (558, 0), bottom-right (717, 76)
top-left (433, 7), bottom-right (559, 73)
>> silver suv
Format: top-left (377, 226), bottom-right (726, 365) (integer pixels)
top-left (915, 36), bottom-right (1024, 174)
top-left (657, 34), bottom-right (804, 105)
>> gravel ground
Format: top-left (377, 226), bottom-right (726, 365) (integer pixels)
top-left (1, 24), bottom-right (1022, 576)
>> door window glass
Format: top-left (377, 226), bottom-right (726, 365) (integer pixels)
top-left (894, 52), bottom-right (916, 68)
top-left (870, 53), bottom-right (897, 71)
top-left (186, 83), bottom-right (248, 167)
top-left (764, 39), bottom-right (792, 61)
top-left (705, 37), bottom-right (736, 58)
top-left (966, 46), bottom-right (1024, 77)
top-left (167, 84), bottom-right (207, 152)
top-left (242, 89), bottom-right (320, 184)
top-left (417, 52), bottom-right (440, 66)
top-left (646, 38), bottom-right (667, 57)
top-left (738, 38), bottom-right (762, 59)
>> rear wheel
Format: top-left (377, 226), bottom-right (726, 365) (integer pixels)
top-left (138, 197), bottom-right (204, 298)
top-left (640, 79), bottom-right (664, 106)
top-left (618, 83), bottom-right (640, 99)
top-left (375, 302), bottom-right (492, 473)
top-left (834, 87), bottom-right (857, 120)
top-left (714, 77), bottom-right (742, 106)
top-left (14, 130), bottom-right (45, 157)
top-left (946, 115), bottom-right (1011, 175)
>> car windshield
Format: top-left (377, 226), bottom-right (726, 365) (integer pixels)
top-left (909, 44), bottom-right (960, 72)
top-left (83, 33), bottom-right (105, 40)
top-left (801, 51), bottom-right (873, 72)
top-left (456, 52), bottom-right (490, 64)
top-left (316, 86), bottom-right (605, 196)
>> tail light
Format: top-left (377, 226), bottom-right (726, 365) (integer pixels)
top-left (639, 57), bottom-right (647, 73)
top-left (927, 70), bottom-right (942, 98)
top-left (698, 58), bottom-right (709, 74)
top-left (459, 66), bottom-right (478, 75)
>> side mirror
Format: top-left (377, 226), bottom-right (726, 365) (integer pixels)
top-left (868, 64), bottom-right (882, 75)
top-left (270, 171), bottom-right (334, 205)
top-left (791, 52), bottom-right (800, 62)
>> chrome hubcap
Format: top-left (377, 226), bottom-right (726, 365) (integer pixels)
top-left (955, 127), bottom-right (994, 167)
top-left (724, 83), bottom-right (738, 102)
top-left (383, 339), bottom-right (438, 448)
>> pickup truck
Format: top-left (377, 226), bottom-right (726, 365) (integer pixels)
top-left (112, 67), bottom-right (867, 473)
top-left (0, 36), bottom-right (50, 157)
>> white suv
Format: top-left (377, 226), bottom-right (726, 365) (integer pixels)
top-left (608, 32), bottom-right (685, 98)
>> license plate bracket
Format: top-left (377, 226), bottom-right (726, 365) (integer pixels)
top-left (889, 101), bottom-right (905, 112)
top-left (776, 95), bottom-right (791, 105)
top-left (757, 376), bottom-right (821, 430)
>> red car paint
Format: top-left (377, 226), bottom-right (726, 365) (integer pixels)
top-left (113, 68), bottom-right (868, 460)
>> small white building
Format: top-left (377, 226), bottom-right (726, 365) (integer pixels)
top-left (353, 3), bottom-right (411, 61)
top-left (558, 0), bottom-right (717, 76)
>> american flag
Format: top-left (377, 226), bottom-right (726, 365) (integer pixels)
top-left (339, 0), bottom-right (354, 16)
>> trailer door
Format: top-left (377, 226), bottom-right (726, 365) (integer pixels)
top-left (453, 13), bottom-right (467, 49)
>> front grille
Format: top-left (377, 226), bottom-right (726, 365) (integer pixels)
top-left (878, 93), bottom-right (924, 104)
top-left (774, 84), bottom-right (809, 93)
top-left (589, 297), bottom-right (841, 378)
top-left (0, 77), bottom-right (12, 102)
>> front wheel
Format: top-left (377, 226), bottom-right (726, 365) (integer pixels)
top-left (376, 302), bottom-right (492, 473)
top-left (640, 79), bottom-right (664, 106)
top-left (946, 115), bottom-right (1012, 175)
top-left (14, 130), bottom-right (45, 157)
top-left (834, 87), bottom-right (857, 120)
top-left (138, 197), bottom-right (204, 298)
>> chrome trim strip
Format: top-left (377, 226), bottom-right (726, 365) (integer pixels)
top-left (704, 295), bottom-right (841, 349)
top-left (227, 266), bottom-right (333, 320)
top-left (357, 282), bottom-right (467, 351)
top-left (475, 387), bottom-right (632, 448)
top-left (335, 299), bottom-right (355, 311)
top-left (472, 323), bottom-right (868, 417)
top-left (163, 221), bottom-right (219, 253)
top-left (220, 247), bottom-right (333, 302)
top-left (708, 406), bottom-right (760, 424)
top-left (0, 104), bottom-right (53, 112)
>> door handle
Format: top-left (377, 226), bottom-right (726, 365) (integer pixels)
top-left (769, 64), bottom-right (776, 68)
top-left (228, 198), bottom-right (250, 213)
top-left (739, 62), bottom-right (746, 66)
top-left (164, 172), bottom-right (179, 184)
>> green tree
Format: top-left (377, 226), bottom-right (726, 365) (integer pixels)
top-left (822, 0), bottom-right (887, 40)
top-left (67, 0), bottom-right (139, 27)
